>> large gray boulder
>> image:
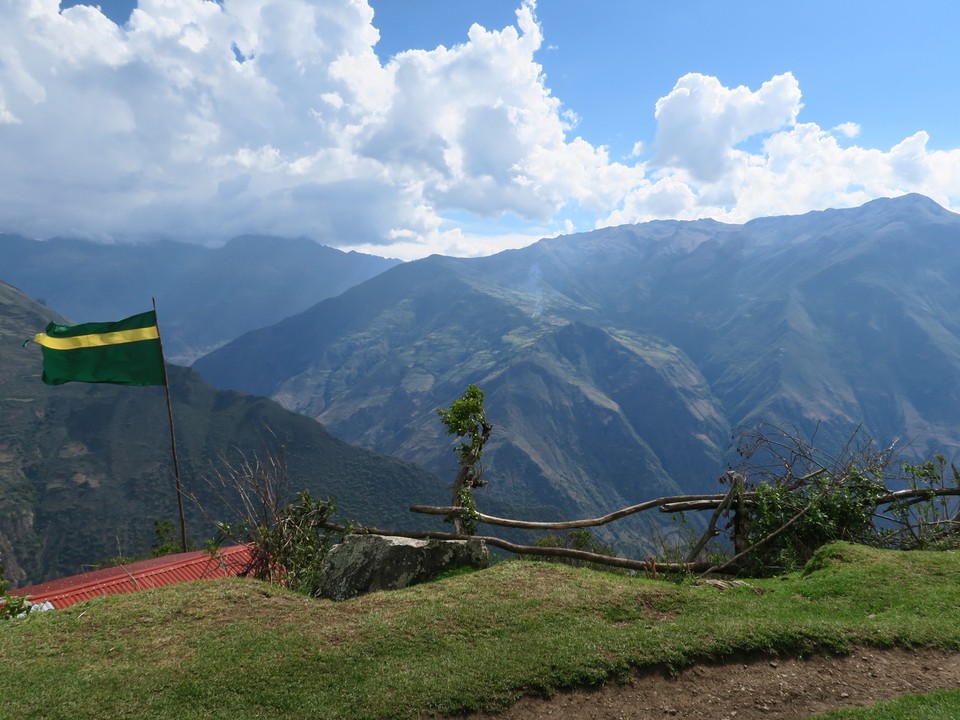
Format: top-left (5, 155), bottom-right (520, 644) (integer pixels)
top-left (317, 534), bottom-right (489, 601)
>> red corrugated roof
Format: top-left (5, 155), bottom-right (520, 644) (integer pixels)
top-left (9, 545), bottom-right (253, 610)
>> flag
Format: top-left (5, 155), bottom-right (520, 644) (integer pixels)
top-left (31, 310), bottom-right (166, 386)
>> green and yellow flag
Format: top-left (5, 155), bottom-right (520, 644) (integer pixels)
top-left (31, 310), bottom-right (166, 386)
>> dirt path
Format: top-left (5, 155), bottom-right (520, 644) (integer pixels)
top-left (463, 648), bottom-right (960, 719)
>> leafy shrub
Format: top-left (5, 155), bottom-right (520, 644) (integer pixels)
top-left (728, 423), bottom-right (960, 575)
top-left (885, 455), bottom-right (960, 550)
top-left (203, 445), bottom-right (342, 597)
top-left (0, 564), bottom-right (29, 620)
top-left (744, 470), bottom-right (886, 574)
top-left (217, 490), bottom-right (339, 596)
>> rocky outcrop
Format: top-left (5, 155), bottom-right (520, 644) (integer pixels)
top-left (317, 535), bottom-right (489, 601)
top-left (0, 507), bottom-right (39, 588)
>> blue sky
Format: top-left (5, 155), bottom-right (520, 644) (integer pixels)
top-left (373, 0), bottom-right (960, 155)
top-left (7, 0), bottom-right (960, 259)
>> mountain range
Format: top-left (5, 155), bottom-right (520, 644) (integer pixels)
top-left (4, 194), bottom-right (960, 571)
top-left (192, 194), bottom-right (960, 548)
top-left (0, 234), bottom-right (399, 363)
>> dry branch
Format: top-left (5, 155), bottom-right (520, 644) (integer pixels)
top-left (410, 493), bottom-right (730, 530)
top-left (685, 480), bottom-right (738, 564)
top-left (699, 501), bottom-right (815, 577)
top-left (325, 523), bottom-right (714, 574)
top-left (659, 487), bottom-right (960, 513)
top-left (874, 487), bottom-right (960, 504)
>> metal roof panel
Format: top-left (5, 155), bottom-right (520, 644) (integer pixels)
top-left (10, 545), bottom-right (253, 610)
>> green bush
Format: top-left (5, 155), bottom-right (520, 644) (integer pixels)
top-left (204, 445), bottom-right (342, 597)
top-left (886, 455), bottom-right (960, 550)
top-left (744, 470), bottom-right (886, 574)
top-left (217, 490), bottom-right (339, 597)
top-left (0, 563), bottom-right (29, 620)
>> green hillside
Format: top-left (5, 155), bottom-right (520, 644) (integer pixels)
top-left (0, 281), bottom-right (445, 586)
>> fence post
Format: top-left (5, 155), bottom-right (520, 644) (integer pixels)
top-left (732, 473), bottom-right (747, 555)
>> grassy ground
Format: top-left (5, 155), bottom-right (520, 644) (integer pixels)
top-left (812, 689), bottom-right (960, 719)
top-left (2, 541), bottom-right (960, 719)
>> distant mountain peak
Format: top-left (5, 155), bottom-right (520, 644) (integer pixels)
top-left (856, 192), bottom-right (953, 217)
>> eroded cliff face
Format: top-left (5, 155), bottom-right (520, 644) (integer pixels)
top-left (0, 507), bottom-right (39, 588)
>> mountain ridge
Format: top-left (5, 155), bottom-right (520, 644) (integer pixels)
top-left (193, 195), bottom-right (960, 546)
top-left (0, 233), bottom-right (400, 363)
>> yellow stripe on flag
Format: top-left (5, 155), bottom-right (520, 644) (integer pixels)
top-left (33, 325), bottom-right (160, 351)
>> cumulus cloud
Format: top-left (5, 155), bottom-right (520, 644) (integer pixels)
top-left (0, 0), bottom-right (637, 253)
top-left (0, 0), bottom-right (958, 257)
top-left (651, 72), bottom-right (802, 183)
top-left (834, 122), bottom-right (861, 138)
top-left (602, 76), bottom-right (960, 229)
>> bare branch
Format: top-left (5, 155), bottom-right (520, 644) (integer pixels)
top-left (326, 523), bottom-right (714, 574)
top-left (411, 493), bottom-right (731, 529)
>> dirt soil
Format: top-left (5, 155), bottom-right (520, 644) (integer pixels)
top-left (463, 648), bottom-right (960, 719)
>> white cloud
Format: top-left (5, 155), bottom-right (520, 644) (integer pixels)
top-left (834, 122), bottom-right (860, 138)
top-left (1, 0), bottom-right (630, 254)
top-left (0, 96), bottom-right (19, 125)
top-left (651, 72), bottom-right (802, 183)
top-left (601, 78), bottom-right (960, 230)
top-left (0, 1), bottom-right (958, 258)
top-left (349, 227), bottom-right (546, 262)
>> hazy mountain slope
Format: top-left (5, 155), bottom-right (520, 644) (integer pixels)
top-left (192, 247), bottom-right (731, 534)
top-left (449, 194), bottom-right (960, 452)
top-left (0, 281), bottom-right (444, 586)
top-left (656, 196), bottom-right (960, 452)
top-left (0, 234), bottom-right (399, 362)
top-left (194, 195), bottom-right (960, 541)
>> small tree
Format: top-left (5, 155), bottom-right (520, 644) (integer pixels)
top-left (437, 384), bottom-right (491, 535)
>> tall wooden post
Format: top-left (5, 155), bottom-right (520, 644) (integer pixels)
top-left (153, 298), bottom-right (187, 553)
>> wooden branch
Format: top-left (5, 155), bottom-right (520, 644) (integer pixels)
top-left (733, 475), bottom-right (747, 554)
top-left (325, 523), bottom-right (714, 574)
top-left (659, 498), bottom-right (754, 512)
top-left (412, 485), bottom-right (960, 534)
top-left (785, 467), bottom-right (828, 491)
top-left (699, 501), bottom-right (815, 577)
top-left (410, 493), bottom-right (730, 530)
top-left (685, 482), bottom-right (737, 564)
top-left (874, 487), bottom-right (960, 504)
top-left (401, 480), bottom-right (960, 576)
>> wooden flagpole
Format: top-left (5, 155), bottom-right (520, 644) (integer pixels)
top-left (152, 298), bottom-right (187, 553)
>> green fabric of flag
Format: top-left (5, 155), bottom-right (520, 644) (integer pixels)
top-left (32, 310), bottom-right (166, 386)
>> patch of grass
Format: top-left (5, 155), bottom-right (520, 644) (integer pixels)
top-left (811, 690), bottom-right (960, 719)
top-left (2, 542), bottom-right (960, 719)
